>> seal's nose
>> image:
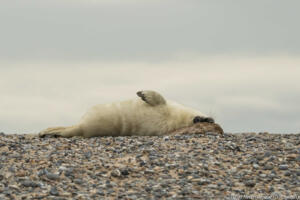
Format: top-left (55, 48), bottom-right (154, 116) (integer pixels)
top-left (193, 116), bottom-right (215, 124)
top-left (205, 117), bottom-right (215, 123)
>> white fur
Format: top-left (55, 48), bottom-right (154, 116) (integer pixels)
top-left (39, 92), bottom-right (206, 137)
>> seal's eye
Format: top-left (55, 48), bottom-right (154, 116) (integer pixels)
top-left (193, 116), bottom-right (203, 124)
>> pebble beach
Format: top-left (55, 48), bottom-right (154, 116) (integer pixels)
top-left (0, 131), bottom-right (300, 200)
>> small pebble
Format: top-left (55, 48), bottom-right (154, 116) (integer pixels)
top-left (263, 164), bottom-right (274, 170)
top-left (46, 172), bottom-right (60, 180)
top-left (50, 187), bottom-right (59, 196)
top-left (244, 180), bottom-right (256, 187)
top-left (278, 164), bottom-right (289, 170)
top-left (21, 180), bottom-right (40, 188)
top-left (111, 169), bottom-right (121, 177)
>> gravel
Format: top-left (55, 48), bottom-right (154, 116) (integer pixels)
top-left (0, 131), bottom-right (300, 199)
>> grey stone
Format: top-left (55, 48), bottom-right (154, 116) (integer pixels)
top-left (284, 171), bottom-right (291, 176)
top-left (244, 180), bottom-right (256, 187)
top-left (64, 168), bottom-right (74, 177)
top-left (264, 151), bottom-right (273, 157)
top-left (2, 187), bottom-right (11, 195)
top-left (37, 169), bottom-right (48, 177)
top-left (50, 186), bottom-right (59, 196)
top-left (21, 180), bottom-right (40, 187)
top-left (46, 172), bottom-right (60, 180)
top-left (74, 179), bottom-right (84, 185)
top-left (278, 164), bottom-right (289, 170)
top-left (263, 164), bottom-right (274, 170)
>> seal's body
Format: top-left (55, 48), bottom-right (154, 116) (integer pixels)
top-left (39, 90), bottom-right (214, 138)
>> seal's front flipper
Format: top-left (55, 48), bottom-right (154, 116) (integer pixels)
top-left (137, 90), bottom-right (166, 106)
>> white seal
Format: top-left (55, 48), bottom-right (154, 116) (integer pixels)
top-left (39, 90), bottom-right (214, 137)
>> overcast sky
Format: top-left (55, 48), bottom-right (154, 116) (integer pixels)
top-left (1, 0), bottom-right (300, 134)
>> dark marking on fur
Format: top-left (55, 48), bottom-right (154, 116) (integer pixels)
top-left (137, 91), bottom-right (146, 101)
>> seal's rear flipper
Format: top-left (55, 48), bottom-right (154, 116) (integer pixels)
top-left (137, 90), bottom-right (166, 106)
top-left (39, 126), bottom-right (82, 138)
